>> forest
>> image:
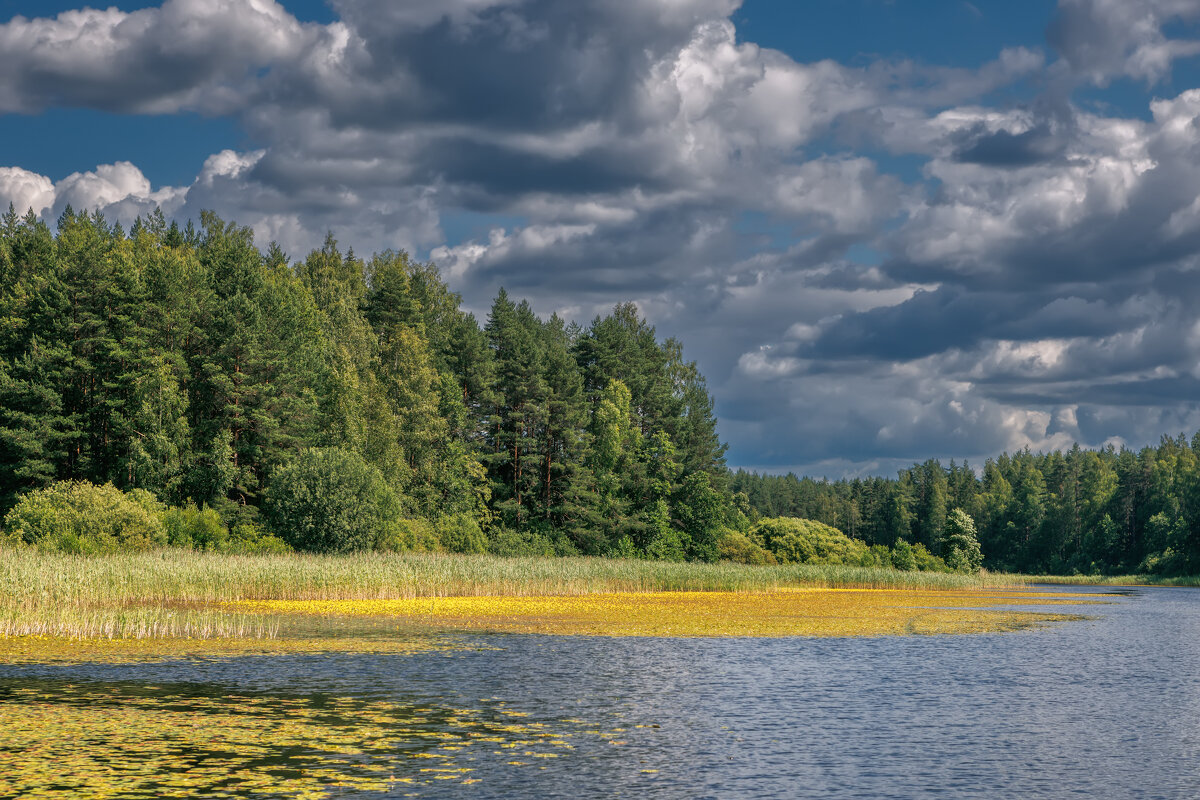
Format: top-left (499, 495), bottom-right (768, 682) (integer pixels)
top-left (0, 205), bottom-right (1196, 577)
top-left (733, 440), bottom-right (1200, 576)
top-left (0, 206), bottom-right (735, 562)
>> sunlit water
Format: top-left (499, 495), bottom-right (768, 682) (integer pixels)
top-left (2, 586), bottom-right (1197, 798)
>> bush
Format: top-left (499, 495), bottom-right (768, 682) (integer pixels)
top-left (891, 539), bottom-right (917, 571)
top-left (717, 530), bottom-right (776, 565)
top-left (437, 513), bottom-right (489, 554)
top-left (863, 544), bottom-right (892, 568)
top-left (226, 522), bottom-right (292, 554)
top-left (163, 504), bottom-right (228, 550)
top-left (488, 526), bottom-right (576, 557)
top-left (610, 535), bottom-right (640, 559)
top-left (376, 518), bottom-right (441, 553)
top-left (751, 517), bottom-right (869, 566)
top-left (3, 481), bottom-right (167, 554)
top-left (646, 525), bottom-right (689, 562)
top-left (264, 448), bottom-right (402, 553)
top-left (912, 543), bottom-right (951, 572)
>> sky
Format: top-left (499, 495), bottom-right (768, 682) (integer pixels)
top-left (5, 0), bottom-right (1200, 479)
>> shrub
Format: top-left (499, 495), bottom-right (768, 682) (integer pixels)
top-left (891, 539), bottom-right (917, 571)
top-left (3, 481), bottom-right (166, 554)
top-left (376, 518), bottom-right (441, 553)
top-left (264, 448), bottom-right (402, 553)
top-left (163, 504), bottom-right (228, 550)
top-left (751, 517), bottom-right (869, 566)
top-left (226, 522), bottom-right (292, 555)
top-left (437, 513), bottom-right (489, 554)
top-left (912, 542), bottom-right (951, 572)
top-left (717, 530), bottom-right (776, 565)
top-left (489, 527), bottom-right (563, 557)
top-left (647, 526), bottom-right (689, 562)
top-left (610, 535), bottom-right (640, 559)
top-left (863, 544), bottom-right (892, 568)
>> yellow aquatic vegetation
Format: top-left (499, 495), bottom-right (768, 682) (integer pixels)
top-left (0, 632), bottom-right (470, 665)
top-left (229, 588), bottom-right (1098, 637)
top-left (0, 680), bottom-right (598, 799)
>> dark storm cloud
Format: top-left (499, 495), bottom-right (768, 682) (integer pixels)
top-left (806, 288), bottom-right (1015, 360)
top-left (951, 123), bottom-right (1067, 167)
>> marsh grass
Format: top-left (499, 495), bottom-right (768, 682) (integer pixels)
top-left (0, 547), bottom-right (1018, 602)
top-left (1017, 573), bottom-right (1200, 586)
top-left (0, 601), bottom-right (278, 641)
top-left (0, 546), bottom-right (1103, 643)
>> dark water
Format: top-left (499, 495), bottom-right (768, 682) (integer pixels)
top-left (3, 586), bottom-right (1198, 798)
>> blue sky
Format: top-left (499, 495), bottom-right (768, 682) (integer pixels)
top-left (5, 0), bottom-right (1200, 478)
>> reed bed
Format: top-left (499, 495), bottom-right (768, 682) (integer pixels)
top-left (0, 601), bottom-right (278, 640)
top-left (0, 547), bottom-right (1021, 605)
top-left (1014, 573), bottom-right (1200, 587)
top-left (0, 547), bottom-right (1037, 642)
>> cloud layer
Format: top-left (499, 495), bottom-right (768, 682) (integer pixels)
top-left (5, 0), bottom-right (1200, 476)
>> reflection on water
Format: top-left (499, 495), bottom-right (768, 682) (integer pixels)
top-left (2, 586), bottom-right (1199, 798)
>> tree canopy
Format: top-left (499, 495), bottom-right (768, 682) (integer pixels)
top-left (4, 206), bottom-right (1200, 575)
top-left (0, 207), bottom-right (731, 560)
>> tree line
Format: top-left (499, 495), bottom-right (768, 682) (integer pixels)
top-left (733, 439), bottom-right (1200, 575)
top-left (3, 205), bottom-right (1196, 575)
top-left (0, 206), bottom-right (732, 559)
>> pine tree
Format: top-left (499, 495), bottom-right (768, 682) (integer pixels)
top-left (484, 290), bottom-right (548, 528)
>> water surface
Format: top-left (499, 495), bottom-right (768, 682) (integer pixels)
top-left (2, 586), bottom-right (1196, 798)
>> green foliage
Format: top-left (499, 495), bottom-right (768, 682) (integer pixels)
top-left (225, 522), bottom-right (292, 555)
top-left (610, 535), bottom-right (640, 559)
top-left (3, 481), bottom-right (166, 554)
top-left (751, 517), bottom-right (869, 566)
top-left (716, 530), bottom-right (776, 565)
top-left (162, 504), bottom-right (227, 550)
top-left (436, 513), bottom-right (489, 555)
top-left (674, 472), bottom-right (724, 562)
top-left (891, 538), bottom-right (917, 571)
top-left (375, 518), bottom-right (441, 553)
top-left (0, 211), bottom-right (747, 564)
top-left (864, 544), bottom-right (893, 568)
top-left (488, 526), bottom-right (578, 557)
top-left (942, 508), bottom-right (984, 573)
top-left (911, 543), bottom-right (951, 572)
top-left (644, 499), bottom-right (687, 562)
top-left (733, 431), bottom-right (1200, 577)
top-left (15, 207), bottom-right (1102, 574)
top-left (265, 448), bottom-right (402, 553)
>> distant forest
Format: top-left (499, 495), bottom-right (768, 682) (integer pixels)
top-left (0, 206), bottom-right (1196, 575)
top-left (733, 439), bottom-right (1200, 576)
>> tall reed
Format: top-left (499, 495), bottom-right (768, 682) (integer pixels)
top-left (0, 548), bottom-right (1030, 640)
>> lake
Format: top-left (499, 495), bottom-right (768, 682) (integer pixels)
top-left (1, 585), bottom-right (1197, 798)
